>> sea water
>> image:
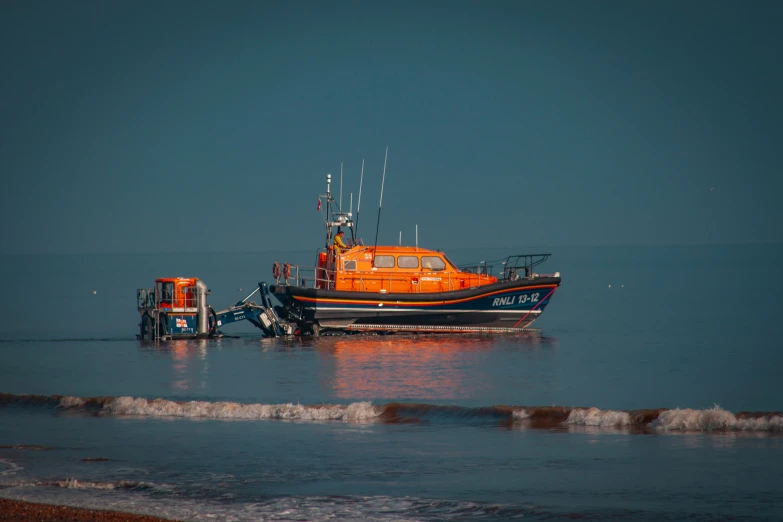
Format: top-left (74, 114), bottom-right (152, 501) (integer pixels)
top-left (1, 245), bottom-right (781, 521)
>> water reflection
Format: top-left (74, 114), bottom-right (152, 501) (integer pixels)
top-left (315, 333), bottom-right (556, 401)
top-left (139, 339), bottom-right (209, 392)
top-left (137, 332), bottom-right (557, 399)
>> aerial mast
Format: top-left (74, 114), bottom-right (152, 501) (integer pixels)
top-left (355, 159), bottom-right (364, 240)
top-left (372, 147), bottom-right (389, 260)
top-left (325, 173), bottom-right (332, 248)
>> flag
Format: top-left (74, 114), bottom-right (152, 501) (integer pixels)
top-left (317, 199), bottom-right (321, 211)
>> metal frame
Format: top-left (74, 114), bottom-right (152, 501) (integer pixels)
top-left (459, 254), bottom-right (552, 282)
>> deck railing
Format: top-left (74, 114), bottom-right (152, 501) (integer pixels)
top-left (460, 253), bottom-right (552, 281)
top-left (272, 252), bottom-right (554, 292)
top-left (136, 284), bottom-right (201, 311)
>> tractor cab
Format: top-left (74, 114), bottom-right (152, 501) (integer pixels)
top-left (155, 277), bottom-right (199, 311)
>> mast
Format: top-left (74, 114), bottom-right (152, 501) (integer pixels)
top-left (355, 159), bottom-right (364, 240)
top-left (325, 173), bottom-right (332, 248)
top-left (372, 147), bottom-right (388, 260)
top-left (350, 193), bottom-right (354, 244)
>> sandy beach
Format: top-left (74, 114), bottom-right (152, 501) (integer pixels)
top-left (0, 498), bottom-right (179, 522)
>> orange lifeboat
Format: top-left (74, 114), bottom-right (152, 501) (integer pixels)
top-left (271, 171), bottom-right (561, 334)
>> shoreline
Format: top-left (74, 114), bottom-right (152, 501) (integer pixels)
top-left (0, 498), bottom-right (180, 522)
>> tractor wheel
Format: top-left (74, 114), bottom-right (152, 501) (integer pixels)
top-left (140, 313), bottom-right (154, 340)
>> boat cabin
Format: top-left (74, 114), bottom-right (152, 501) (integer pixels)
top-left (315, 246), bottom-right (498, 293)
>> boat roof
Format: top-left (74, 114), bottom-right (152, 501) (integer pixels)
top-left (348, 246), bottom-right (445, 255)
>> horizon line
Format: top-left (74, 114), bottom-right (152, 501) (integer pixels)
top-left (2, 239), bottom-right (781, 257)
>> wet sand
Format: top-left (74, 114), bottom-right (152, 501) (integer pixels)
top-left (0, 498), bottom-right (179, 521)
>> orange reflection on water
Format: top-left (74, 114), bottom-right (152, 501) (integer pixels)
top-left (321, 335), bottom-right (500, 401)
top-left (140, 340), bottom-right (208, 392)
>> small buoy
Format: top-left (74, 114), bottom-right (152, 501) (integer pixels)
top-left (608, 284), bottom-right (611, 288)
top-left (621, 284), bottom-right (624, 288)
top-left (92, 290), bottom-right (97, 295)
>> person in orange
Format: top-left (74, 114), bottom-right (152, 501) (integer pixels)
top-left (333, 229), bottom-right (348, 254)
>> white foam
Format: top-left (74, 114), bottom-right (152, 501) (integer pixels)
top-left (651, 406), bottom-right (783, 432)
top-left (101, 396), bottom-right (381, 422)
top-left (565, 407), bottom-right (631, 427)
top-left (0, 489), bottom-right (503, 522)
top-left (0, 459), bottom-right (22, 477)
top-left (53, 478), bottom-right (145, 490)
top-left (736, 415), bottom-right (783, 431)
top-left (43, 393), bottom-right (783, 432)
top-left (59, 396), bottom-right (87, 408)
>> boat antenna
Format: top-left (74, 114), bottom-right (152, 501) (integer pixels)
top-left (339, 162), bottom-right (343, 211)
top-left (416, 224), bottom-right (418, 250)
top-left (350, 192), bottom-right (354, 243)
top-left (355, 159), bottom-right (364, 239)
top-left (372, 147), bottom-right (388, 261)
top-left (399, 231), bottom-right (402, 246)
top-left (325, 173), bottom-right (332, 248)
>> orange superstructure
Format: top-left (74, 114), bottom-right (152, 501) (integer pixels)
top-left (155, 277), bottom-right (199, 310)
top-left (316, 245), bottom-right (497, 293)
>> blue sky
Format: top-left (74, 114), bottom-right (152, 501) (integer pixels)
top-left (1, 0), bottom-right (780, 254)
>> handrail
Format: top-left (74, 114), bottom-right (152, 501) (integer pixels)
top-left (460, 253), bottom-right (551, 281)
top-left (273, 252), bottom-right (553, 291)
top-left (276, 262), bottom-right (335, 290)
top-left (137, 288), bottom-right (155, 310)
top-left (137, 285), bottom-right (201, 311)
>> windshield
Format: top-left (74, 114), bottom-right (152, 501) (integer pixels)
top-left (442, 254), bottom-right (459, 270)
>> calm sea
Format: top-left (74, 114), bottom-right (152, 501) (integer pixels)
top-left (1, 245), bottom-right (781, 521)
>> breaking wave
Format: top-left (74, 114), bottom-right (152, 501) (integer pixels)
top-left (0, 459), bottom-right (22, 477)
top-left (101, 396), bottom-right (380, 421)
top-left (1, 392), bottom-right (781, 433)
top-left (0, 490), bottom-right (582, 521)
top-left (650, 406), bottom-right (783, 432)
top-left (41, 478), bottom-right (152, 491)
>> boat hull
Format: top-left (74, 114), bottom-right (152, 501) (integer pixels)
top-left (272, 277), bottom-right (560, 333)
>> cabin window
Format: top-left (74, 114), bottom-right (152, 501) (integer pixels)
top-left (184, 286), bottom-right (199, 307)
top-left (161, 282), bottom-right (174, 302)
top-left (421, 256), bottom-right (446, 271)
top-left (374, 255), bottom-right (395, 268)
top-left (343, 260), bottom-right (357, 271)
top-left (182, 287), bottom-right (193, 307)
top-left (397, 256), bottom-right (419, 268)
